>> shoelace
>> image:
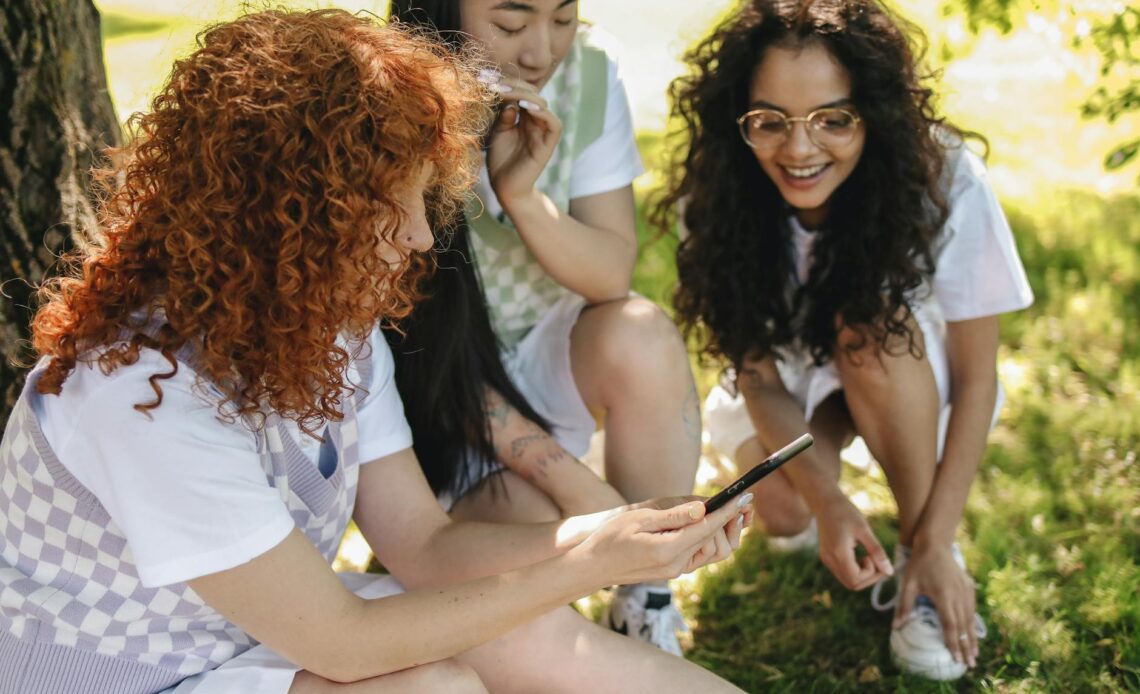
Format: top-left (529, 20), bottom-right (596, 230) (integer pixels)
top-left (640, 600), bottom-right (689, 645)
top-left (870, 577), bottom-right (987, 638)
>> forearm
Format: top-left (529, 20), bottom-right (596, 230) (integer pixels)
top-left (339, 553), bottom-right (599, 681)
top-left (486, 387), bottom-right (627, 515)
top-left (500, 189), bottom-right (636, 302)
top-left (913, 378), bottom-right (996, 549)
top-left (739, 369), bottom-right (846, 512)
top-left (406, 508), bottom-right (619, 588)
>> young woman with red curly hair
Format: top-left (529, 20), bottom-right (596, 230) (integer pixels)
top-left (0, 10), bottom-right (751, 694)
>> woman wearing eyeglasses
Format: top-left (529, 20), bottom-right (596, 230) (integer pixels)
top-left (652, 0), bottom-right (1033, 681)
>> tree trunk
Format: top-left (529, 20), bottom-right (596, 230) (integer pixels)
top-left (0, 0), bottom-right (119, 427)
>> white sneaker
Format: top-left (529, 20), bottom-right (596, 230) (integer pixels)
top-left (766, 517), bottom-right (818, 553)
top-left (604, 584), bottom-right (688, 656)
top-left (870, 544), bottom-right (986, 681)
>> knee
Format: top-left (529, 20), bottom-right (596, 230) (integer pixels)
top-left (487, 606), bottom-right (586, 655)
top-left (584, 298), bottom-right (688, 378)
top-left (417, 660), bottom-right (487, 694)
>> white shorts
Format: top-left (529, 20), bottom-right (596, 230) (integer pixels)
top-left (162, 573), bottom-right (404, 694)
top-left (705, 308), bottom-right (1004, 462)
top-left (440, 294), bottom-right (597, 509)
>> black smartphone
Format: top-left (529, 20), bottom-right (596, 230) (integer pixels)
top-left (703, 433), bottom-right (814, 512)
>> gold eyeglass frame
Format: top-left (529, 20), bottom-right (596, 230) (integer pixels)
top-left (736, 107), bottom-right (863, 150)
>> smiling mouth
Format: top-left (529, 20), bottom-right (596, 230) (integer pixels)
top-left (781, 163), bottom-right (830, 179)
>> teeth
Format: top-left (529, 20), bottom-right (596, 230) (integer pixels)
top-left (784, 163), bottom-right (827, 178)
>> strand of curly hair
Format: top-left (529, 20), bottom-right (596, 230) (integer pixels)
top-left (651, 0), bottom-right (984, 371)
top-left (32, 9), bottom-right (492, 436)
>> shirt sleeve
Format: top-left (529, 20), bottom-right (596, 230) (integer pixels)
top-left (51, 354), bottom-right (295, 588)
top-left (931, 148), bottom-right (1035, 322)
top-left (567, 50), bottom-right (645, 201)
top-left (354, 329), bottom-right (414, 464)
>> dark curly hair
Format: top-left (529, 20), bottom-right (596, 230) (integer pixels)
top-left (653, 0), bottom-right (979, 369)
top-left (32, 9), bottom-right (491, 436)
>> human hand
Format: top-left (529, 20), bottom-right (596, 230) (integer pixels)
top-left (816, 497), bottom-right (893, 590)
top-left (481, 73), bottom-right (563, 206)
top-left (893, 544), bottom-right (979, 667)
top-left (630, 495), bottom-right (754, 551)
top-left (572, 492), bottom-right (754, 587)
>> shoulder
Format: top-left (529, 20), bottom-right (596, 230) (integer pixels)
top-left (935, 132), bottom-right (991, 203)
top-left (576, 23), bottom-right (624, 73)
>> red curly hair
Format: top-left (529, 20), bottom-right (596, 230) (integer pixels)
top-left (32, 9), bottom-right (492, 435)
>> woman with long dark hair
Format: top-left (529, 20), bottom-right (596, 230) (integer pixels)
top-left (0, 10), bottom-right (751, 692)
top-left (387, 0), bottom-right (703, 654)
top-left (653, 0), bottom-right (1033, 680)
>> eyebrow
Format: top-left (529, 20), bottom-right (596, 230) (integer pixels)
top-left (748, 97), bottom-right (854, 112)
top-left (491, 0), bottom-right (576, 12)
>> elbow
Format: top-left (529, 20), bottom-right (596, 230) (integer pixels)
top-left (582, 261), bottom-right (635, 305)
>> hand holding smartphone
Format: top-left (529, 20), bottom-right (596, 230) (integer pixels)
top-left (703, 433), bottom-right (814, 512)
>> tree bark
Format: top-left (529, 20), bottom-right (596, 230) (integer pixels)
top-left (0, 0), bottom-right (119, 427)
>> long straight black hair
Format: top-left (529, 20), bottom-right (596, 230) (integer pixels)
top-left (386, 0), bottom-right (551, 498)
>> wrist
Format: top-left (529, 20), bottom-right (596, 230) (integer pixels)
top-left (497, 187), bottom-right (545, 218)
top-left (799, 480), bottom-right (848, 516)
top-left (554, 507), bottom-right (620, 551)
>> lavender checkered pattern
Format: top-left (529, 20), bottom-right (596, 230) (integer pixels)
top-left (0, 353), bottom-right (370, 691)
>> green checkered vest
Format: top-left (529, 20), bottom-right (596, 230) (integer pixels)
top-left (466, 27), bottom-right (610, 348)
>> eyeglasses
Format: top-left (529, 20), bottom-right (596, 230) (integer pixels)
top-left (736, 107), bottom-right (862, 150)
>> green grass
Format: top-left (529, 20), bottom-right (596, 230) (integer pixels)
top-left (626, 167), bottom-right (1140, 690)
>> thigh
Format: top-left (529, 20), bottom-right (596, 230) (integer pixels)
top-left (456, 606), bottom-right (741, 694)
top-left (449, 469), bottom-right (561, 523)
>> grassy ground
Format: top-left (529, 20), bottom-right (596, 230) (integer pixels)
top-left (92, 2), bottom-right (1139, 690)
top-left (635, 186), bottom-right (1140, 692)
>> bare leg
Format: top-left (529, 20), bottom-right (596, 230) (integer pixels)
top-left (569, 298), bottom-right (700, 502)
top-left (457, 606), bottom-right (744, 693)
top-left (289, 659), bottom-right (486, 693)
top-left (450, 470), bottom-right (561, 524)
top-left (834, 322), bottom-right (939, 547)
top-left (739, 393), bottom-right (855, 536)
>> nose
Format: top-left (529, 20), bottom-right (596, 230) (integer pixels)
top-left (517, 24), bottom-right (554, 73)
top-left (783, 120), bottom-right (818, 158)
top-left (400, 206), bottom-right (434, 253)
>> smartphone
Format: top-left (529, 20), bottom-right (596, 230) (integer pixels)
top-left (703, 433), bottom-right (814, 512)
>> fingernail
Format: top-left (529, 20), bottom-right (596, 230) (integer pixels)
top-left (687, 503), bottom-right (702, 520)
top-left (477, 68), bottom-right (501, 85)
top-left (736, 513), bottom-right (745, 527)
top-left (518, 99), bottom-right (541, 112)
top-left (879, 560), bottom-right (894, 576)
top-left (492, 83), bottom-right (513, 93)
top-left (735, 492), bottom-right (754, 508)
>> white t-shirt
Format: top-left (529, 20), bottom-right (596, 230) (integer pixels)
top-left (473, 46), bottom-right (645, 220)
top-left (33, 327), bottom-right (412, 588)
top-left (788, 146), bottom-right (1034, 322)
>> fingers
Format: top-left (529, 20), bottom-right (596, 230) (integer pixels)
top-left (670, 494), bottom-right (753, 572)
top-left (639, 501), bottom-right (705, 533)
top-left (939, 604), bottom-right (967, 666)
top-left (854, 524), bottom-right (894, 579)
top-left (942, 577), bottom-right (978, 667)
top-left (725, 511), bottom-right (746, 550)
top-left (892, 576), bottom-right (919, 629)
